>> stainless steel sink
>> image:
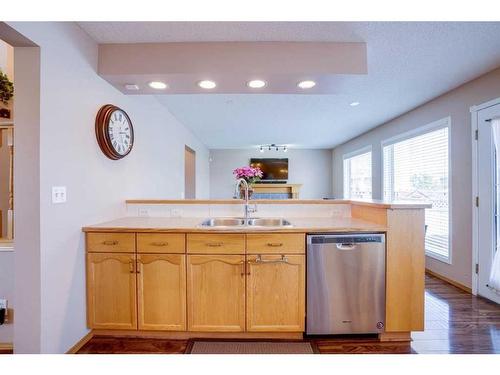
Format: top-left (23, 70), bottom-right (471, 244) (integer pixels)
top-left (201, 218), bottom-right (246, 227)
top-left (247, 218), bottom-right (292, 227)
top-left (200, 217), bottom-right (292, 228)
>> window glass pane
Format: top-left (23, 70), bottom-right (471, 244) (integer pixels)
top-left (383, 127), bottom-right (449, 259)
top-left (343, 151), bottom-right (372, 199)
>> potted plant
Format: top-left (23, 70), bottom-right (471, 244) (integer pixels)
top-left (233, 166), bottom-right (263, 199)
top-left (0, 69), bottom-right (14, 119)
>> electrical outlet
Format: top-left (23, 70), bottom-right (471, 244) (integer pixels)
top-left (138, 208), bottom-right (149, 217)
top-left (52, 186), bottom-right (67, 203)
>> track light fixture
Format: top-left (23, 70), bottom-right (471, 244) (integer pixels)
top-left (258, 144), bottom-right (288, 152)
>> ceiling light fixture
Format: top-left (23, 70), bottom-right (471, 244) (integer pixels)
top-left (247, 79), bottom-right (267, 89)
top-left (148, 81), bottom-right (168, 90)
top-left (297, 80), bottom-right (316, 89)
top-left (198, 80), bottom-right (217, 89)
top-left (350, 101), bottom-right (360, 107)
top-left (125, 84), bottom-right (140, 91)
top-left (259, 144), bottom-right (288, 152)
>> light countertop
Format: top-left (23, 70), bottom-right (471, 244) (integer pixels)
top-left (83, 216), bottom-right (387, 233)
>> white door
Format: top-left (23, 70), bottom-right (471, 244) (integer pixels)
top-left (477, 102), bottom-right (500, 304)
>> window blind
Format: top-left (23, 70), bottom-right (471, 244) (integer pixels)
top-left (383, 127), bottom-right (450, 260)
top-left (343, 151), bottom-right (372, 199)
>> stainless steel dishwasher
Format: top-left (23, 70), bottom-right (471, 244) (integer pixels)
top-left (306, 233), bottom-right (386, 335)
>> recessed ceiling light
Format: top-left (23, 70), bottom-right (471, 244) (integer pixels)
top-left (297, 80), bottom-right (316, 89)
top-left (198, 80), bottom-right (217, 89)
top-left (350, 101), bottom-right (360, 107)
top-left (148, 81), bottom-right (167, 90)
top-left (247, 79), bottom-right (267, 89)
top-left (125, 84), bottom-right (140, 91)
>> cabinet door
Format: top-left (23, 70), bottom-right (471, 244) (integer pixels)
top-left (246, 254), bottom-right (305, 332)
top-left (137, 254), bottom-right (186, 331)
top-left (86, 253), bottom-right (137, 330)
top-left (187, 255), bottom-right (245, 332)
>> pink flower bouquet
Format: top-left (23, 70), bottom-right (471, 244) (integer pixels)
top-left (233, 166), bottom-right (263, 184)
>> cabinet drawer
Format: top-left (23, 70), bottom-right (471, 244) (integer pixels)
top-left (187, 234), bottom-right (245, 254)
top-left (137, 233), bottom-right (185, 253)
top-left (246, 233), bottom-right (305, 254)
top-left (87, 233), bottom-right (136, 253)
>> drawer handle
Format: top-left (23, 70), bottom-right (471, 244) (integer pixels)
top-left (102, 240), bottom-right (118, 246)
top-left (267, 242), bottom-right (283, 247)
top-left (206, 242), bottom-right (223, 247)
top-left (151, 242), bottom-right (168, 247)
top-left (255, 255), bottom-right (288, 264)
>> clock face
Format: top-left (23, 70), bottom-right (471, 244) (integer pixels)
top-left (107, 109), bottom-right (132, 156)
top-left (95, 104), bottom-right (134, 160)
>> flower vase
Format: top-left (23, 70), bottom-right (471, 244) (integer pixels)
top-left (240, 186), bottom-right (254, 200)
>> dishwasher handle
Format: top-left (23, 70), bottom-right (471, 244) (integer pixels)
top-left (336, 243), bottom-right (357, 251)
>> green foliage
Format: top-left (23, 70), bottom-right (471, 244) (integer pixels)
top-left (411, 173), bottom-right (434, 190)
top-left (0, 69), bottom-right (14, 105)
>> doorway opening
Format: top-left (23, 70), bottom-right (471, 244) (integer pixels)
top-left (0, 38), bottom-right (14, 247)
top-left (184, 145), bottom-right (196, 199)
top-left (472, 97), bottom-right (500, 304)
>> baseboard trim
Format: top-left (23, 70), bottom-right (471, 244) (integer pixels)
top-left (378, 332), bottom-right (411, 342)
top-left (92, 329), bottom-right (303, 340)
top-left (426, 269), bottom-right (472, 294)
top-left (66, 331), bottom-right (94, 354)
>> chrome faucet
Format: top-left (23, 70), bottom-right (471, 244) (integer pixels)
top-left (234, 178), bottom-right (257, 219)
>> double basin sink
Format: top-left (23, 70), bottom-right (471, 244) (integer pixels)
top-left (200, 217), bottom-right (292, 228)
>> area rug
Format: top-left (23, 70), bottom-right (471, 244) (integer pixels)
top-left (186, 340), bottom-right (316, 354)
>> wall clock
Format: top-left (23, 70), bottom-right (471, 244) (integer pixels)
top-left (95, 104), bottom-right (134, 160)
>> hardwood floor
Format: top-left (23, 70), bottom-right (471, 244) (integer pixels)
top-left (0, 274), bottom-right (486, 354)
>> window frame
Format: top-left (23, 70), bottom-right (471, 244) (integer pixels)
top-left (381, 117), bottom-right (452, 264)
top-left (342, 145), bottom-right (373, 200)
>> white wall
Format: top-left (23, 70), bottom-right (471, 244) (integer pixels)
top-left (209, 149), bottom-right (333, 199)
top-left (8, 22), bottom-right (210, 353)
top-left (332, 66), bottom-right (500, 288)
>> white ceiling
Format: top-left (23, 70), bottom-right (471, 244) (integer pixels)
top-left (79, 22), bottom-right (500, 149)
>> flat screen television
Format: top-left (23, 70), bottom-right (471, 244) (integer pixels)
top-left (250, 158), bottom-right (288, 182)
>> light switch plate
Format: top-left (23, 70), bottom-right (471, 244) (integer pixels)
top-left (52, 186), bottom-right (67, 203)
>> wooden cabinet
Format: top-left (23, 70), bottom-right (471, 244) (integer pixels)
top-left (87, 232), bottom-right (135, 253)
top-left (246, 233), bottom-right (305, 254)
top-left (137, 233), bottom-right (185, 254)
top-left (137, 254), bottom-right (186, 331)
top-left (187, 254), bottom-right (246, 332)
top-left (246, 254), bottom-right (305, 332)
top-left (85, 231), bottom-right (306, 335)
top-left (187, 233), bottom-right (245, 254)
top-left (385, 209), bottom-right (425, 332)
top-left (86, 253), bottom-right (137, 330)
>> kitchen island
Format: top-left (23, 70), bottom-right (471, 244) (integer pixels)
top-left (83, 199), bottom-right (430, 342)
